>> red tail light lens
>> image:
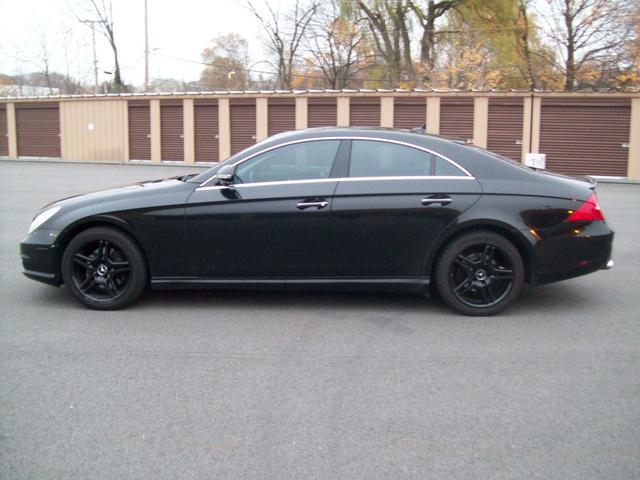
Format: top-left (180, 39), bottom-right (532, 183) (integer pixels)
top-left (565, 193), bottom-right (605, 222)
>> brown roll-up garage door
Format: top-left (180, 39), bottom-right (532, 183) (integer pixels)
top-left (0, 105), bottom-right (8, 156)
top-left (128, 101), bottom-right (151, 160)
top-left (16, 102), bottom-right (60, 157)
top-left (540, 97), bottom-right (630, 176)
top-left (194, 100), bottom-right (218, 162)
top-left (394, 97), bottom-right (427, 130)
top-left (308, 98), bottom-right (337, 128)
top-left (350, 97), bottom-right (380, 126)
top-left (440, 97), bottom-right (474, 142)
top-left (230, 99), bottom-right (256, 155)
top-left (268, 98), bottom-right (296, 137)
top-left (160, 100), bottom-right (184, 161)
top-left (487, 97), bottom-right (524, 161)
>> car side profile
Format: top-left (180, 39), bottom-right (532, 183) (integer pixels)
top-left (20, 127), bottom-right (614, 315)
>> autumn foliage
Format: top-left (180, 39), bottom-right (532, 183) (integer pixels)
top-left (199, 0), bottom-right (639, 91)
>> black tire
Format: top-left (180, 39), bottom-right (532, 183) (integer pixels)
top-left (435, 231), bottom-right (524, 316)
top-left (61, 227), bottom-right (147, 310)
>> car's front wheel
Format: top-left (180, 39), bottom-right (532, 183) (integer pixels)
top-left (61, 227), bottom-right (147, 310)
top-left (435, 231), bottom-right (524, 316)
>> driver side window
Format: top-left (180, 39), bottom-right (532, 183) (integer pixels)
top-left (234, 140), bottom-right (341, 184)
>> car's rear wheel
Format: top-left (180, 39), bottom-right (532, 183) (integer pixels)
top-left (435, 231), bottom-right (524, 316)
top-left (61, 227), bottom-right (147, 310)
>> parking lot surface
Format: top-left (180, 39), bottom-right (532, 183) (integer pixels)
top-left (1, 160), bottom-right (639, 479)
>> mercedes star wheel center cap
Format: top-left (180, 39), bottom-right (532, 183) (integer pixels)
top-left (475, 269), bottom-right (487, 281)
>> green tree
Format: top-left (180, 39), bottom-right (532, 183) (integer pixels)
top-left (200, 34), bottom-right (250, 90)
top-left (436, 0), bottom-right (561, 90)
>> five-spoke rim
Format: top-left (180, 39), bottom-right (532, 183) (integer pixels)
top-left (448, 243), bottom-right (514, 308)
top-left (70, 240), bottom-right (131, 302)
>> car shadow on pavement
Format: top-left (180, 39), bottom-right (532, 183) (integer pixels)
top-left (131, 281), bottom-right (596, 316)
top-left (26, 280), bottom-right (597, 316)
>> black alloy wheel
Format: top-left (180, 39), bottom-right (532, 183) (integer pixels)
top-left (61, 227), bottom-right (147, 310)
top-left (435, 231), bottom-right (524, 316)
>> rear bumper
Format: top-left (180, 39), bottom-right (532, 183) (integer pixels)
top-left (20, 229), bottom-right (62, 286)
top-left (526, 220), bottom-right (614, 285)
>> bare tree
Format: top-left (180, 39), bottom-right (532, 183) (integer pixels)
top-left (408, 0), bottom-right (460, 82)
top-left (60, 28), bottom-right (86, 94)
top-left (85, 0), bottom-right (126, 92)
top-left (36, 32), bottom-right (54, 94)
top-left (246, 0), bottom-right (320, 89)
top-left (540, 0), bottom-right (634, 91)
top-left (355, 0), bottom-right (415, 85)
top-left (306, 1), bottom-right (372, 88)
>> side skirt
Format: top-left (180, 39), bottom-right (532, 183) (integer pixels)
top-left (151, 277), bottom-right (431, 295)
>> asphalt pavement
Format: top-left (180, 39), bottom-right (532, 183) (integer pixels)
top-left (1, 160), bottom-right (639, 479)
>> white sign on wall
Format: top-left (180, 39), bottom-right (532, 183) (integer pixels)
top-left (525, 153), bottom-right (546, 169)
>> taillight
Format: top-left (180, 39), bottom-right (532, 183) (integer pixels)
top-left (565, 193), bottom-right (605, 222)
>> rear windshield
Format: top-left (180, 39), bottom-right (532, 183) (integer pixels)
top-left (465, 144), bottom-right (533, 171)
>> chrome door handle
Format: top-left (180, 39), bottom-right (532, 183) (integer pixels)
top-left (297, 201), bottom-right (329, 210)
top-left (421, 196), bottom-right (452, 206)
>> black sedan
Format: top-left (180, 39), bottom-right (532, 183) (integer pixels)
top-left (20, 127), bottom-right (614, 315)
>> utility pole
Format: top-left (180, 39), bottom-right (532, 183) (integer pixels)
top-left (91, 25), bottom-right (98, 94)
top-left (80, 20), bottom-right (100, 94)
top-left (144, 0), bottom-right (149, 92)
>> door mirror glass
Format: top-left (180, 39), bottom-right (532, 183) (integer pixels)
top-left (216, 164), bottom-right (236, 185)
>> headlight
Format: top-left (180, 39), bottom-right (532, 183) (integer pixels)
top-left (29, 206), bottom-right (61, 233)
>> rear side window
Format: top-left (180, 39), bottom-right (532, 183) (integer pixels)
top-left (434, 157), bottom-right (467, 176)
top-left (349, 140), bottom-right (466, 177)
top-left (235, 140), bottom-right (340, 184)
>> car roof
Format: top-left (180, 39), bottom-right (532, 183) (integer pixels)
top-left (191, 126), bottom-right (534, 184)
top-left (267, 127), bottom-right (524, 177)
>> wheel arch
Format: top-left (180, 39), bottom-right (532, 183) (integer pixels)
top-left (54, 216), bottom-right (149, 283)
top-left (424, 220), bottom-right (536, 283)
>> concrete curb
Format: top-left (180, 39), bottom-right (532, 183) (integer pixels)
top-left (0, 158), bottom-right (213, 168)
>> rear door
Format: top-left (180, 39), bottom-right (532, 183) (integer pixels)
top-left (330, 139), bottom-right (481, 278)
top-left (185, 139), bottom-right (345, 278)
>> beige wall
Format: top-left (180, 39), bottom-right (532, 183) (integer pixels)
top-left (6, 103), bottom-right (17, 158)
top-left (380, 97), bottom-right (394, 127)
top-left (628, 98), bottom-right (640, 181)
top-left (60, 100), bottom-right (127, 162)
top-left (426, 97), bottom-right (440, 135)
top-left (473, 97), bottom-right (489, 148)
top-left (3, 92), bottom-right (639, 177)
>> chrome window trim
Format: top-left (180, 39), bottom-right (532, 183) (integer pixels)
top-left (198, 136), bottom-right (472, 188)
top-left (196, 175), bottom-right (475, 192)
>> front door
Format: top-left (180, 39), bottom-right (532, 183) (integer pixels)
top-left (185, 139), bottom-right (343, 279)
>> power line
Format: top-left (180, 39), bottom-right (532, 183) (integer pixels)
top-left (150, 51), bottom-right (328, 81)
top-left (150, 50), bottom-right (634, 88)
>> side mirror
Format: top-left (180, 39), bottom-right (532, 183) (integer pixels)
top-left (216, 164), bottom-right (236, 186)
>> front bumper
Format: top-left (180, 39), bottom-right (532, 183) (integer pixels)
top-left (20, 228), bottom-right (62, 286)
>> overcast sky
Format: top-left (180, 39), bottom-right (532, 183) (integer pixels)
top-left (0, 0), bottom-right (290, 87)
